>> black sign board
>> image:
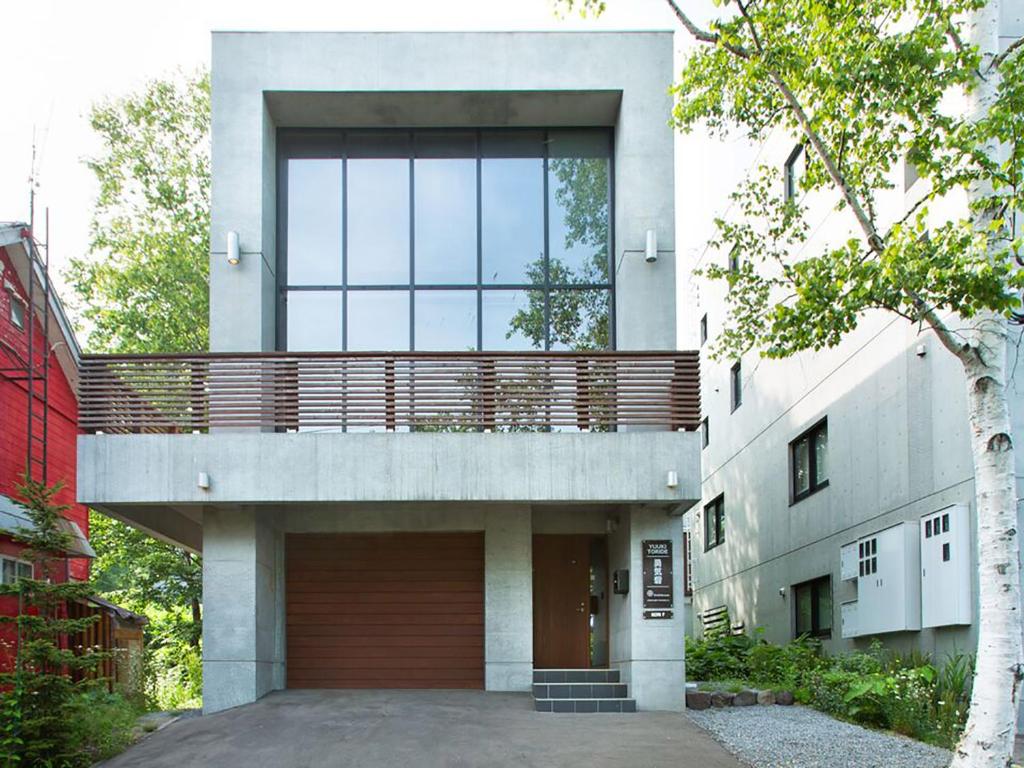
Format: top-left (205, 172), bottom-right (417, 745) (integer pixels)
top-left (644, 610), bottom-right (674, 620)
top-left (642, 539), bottom-right (673, 616)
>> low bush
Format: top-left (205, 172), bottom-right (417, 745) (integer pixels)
top-left (686, 631), bottom-right (973, 749)
top-left (65, 690), bottom-right (144, 764)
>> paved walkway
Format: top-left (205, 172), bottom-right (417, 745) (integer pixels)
top-left (100, 689), bottom-right (742, 768)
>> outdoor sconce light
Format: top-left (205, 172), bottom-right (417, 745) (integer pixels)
top-left (666, 470), bottom-right (679, 489)
top-left (226, 231), bottom-right (240, 266)
top-left (645, 229), bottom-right (658, 263)
top-left (197, 472), bottom-right (211, 490)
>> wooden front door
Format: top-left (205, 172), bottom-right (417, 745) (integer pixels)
top-left (532, 534), bottom-right (591, 669)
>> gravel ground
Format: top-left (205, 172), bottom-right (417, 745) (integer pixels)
top-left (688, 705), bottom-right (951, 768)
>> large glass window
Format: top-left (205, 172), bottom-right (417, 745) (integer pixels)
top-left (278, 129), bottom-right (613, 352)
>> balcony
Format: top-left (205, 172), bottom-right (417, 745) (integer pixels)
top-left (78, 351), bottom-right (699, 434)
top-left (76, 351), bottom-right (701, 533)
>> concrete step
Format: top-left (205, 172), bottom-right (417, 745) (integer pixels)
top-left (535, 697), bottom-right (637, 713)
top-left (532, 669), bottom-right (620, 684)
top-left (532, 682), bottom-right (628, 699)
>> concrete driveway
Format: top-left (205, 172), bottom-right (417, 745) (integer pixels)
top-left (101, 690), bottom-right (742, 768)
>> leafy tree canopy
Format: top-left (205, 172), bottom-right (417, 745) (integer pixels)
top-left (67, 70), bottom-right (210, 354)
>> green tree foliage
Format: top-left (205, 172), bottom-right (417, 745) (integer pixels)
top-left (65, 70), bottom-right (211, 707)
top-left (561, 1), bottom-right (1022, 764)
top-left (0, 479), bottom-right (106, 767)
top-left (67, 70), bottom-right (210, 354)
top-left (89, 514), bottom-right (201, 649)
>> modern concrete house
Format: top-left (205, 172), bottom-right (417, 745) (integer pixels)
top-left (682, 0), bottom-right (1023, 673)
top-left (76, 31), bottom-right (702, 714)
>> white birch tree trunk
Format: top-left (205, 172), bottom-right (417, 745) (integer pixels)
top-left (950, 2), bottom-right (1024, 765)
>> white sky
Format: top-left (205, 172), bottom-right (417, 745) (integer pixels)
top-left (1, 0), bottom-right (700, 336)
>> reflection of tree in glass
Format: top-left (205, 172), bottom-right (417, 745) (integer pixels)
top-left (508, 157), bottom-right (610, 351)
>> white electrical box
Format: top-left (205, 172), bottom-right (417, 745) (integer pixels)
top-left (840, 542), bottom-right (859, 581)
top-left (847, 521), bottom-right (921, 636)
top-left (920, 504), bottom-right (972, 627)
top-left (841, 600), bottom-right (858, 639)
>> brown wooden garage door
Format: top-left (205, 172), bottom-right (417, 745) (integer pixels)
top-left (285, 532), bottom-right (484, 689)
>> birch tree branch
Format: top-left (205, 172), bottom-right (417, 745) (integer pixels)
top-left (731, 0), bottom-right (887, 253)
top-left (990, 35), bottom-right (1024, 70)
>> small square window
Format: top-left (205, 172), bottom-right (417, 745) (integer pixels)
top-left (700, 417), bottom-right (709, 449)
top-left (942, 543), bottom-right (951, 562)
top-left (942, 514), bottom-right (949, 533)
top-left (10, 297), bottom-right (25, 330)
top-left (1, 557), bottom-right (31, 585)
top-left (925, 520), bottom-right (932, 538)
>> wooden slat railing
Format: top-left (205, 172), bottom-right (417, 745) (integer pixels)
top-left (78, 351), bottom-right (700, 433)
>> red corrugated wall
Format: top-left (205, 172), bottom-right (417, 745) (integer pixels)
top-left (0, 242), bottom-right (88, 669)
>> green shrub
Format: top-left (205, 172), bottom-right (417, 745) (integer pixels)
top-left (685, 630), bottom-right (972, 750)
top-left (150, 643), bottom-right (202, 711)
top-left (685, 633), bottom-right (753, 681)
top-left (65, 690), bottom-right (143, 763)
top-left (807, 669), bottom-right (864, 717)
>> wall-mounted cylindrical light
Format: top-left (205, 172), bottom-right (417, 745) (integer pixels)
top-left (226, 230), bottom-right (240, 266)
top-left (666, 470), bottom-right (679, 489)
top-left (645, 229), bottom-right (658, 263)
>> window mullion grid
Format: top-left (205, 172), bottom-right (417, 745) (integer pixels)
top-left (542, 130), bottom-right (551, 352)
top-left (409, 138), bottom-right (415, 351)
top-left (475, 130), bottom-right (483, 352)
top-left (341, 138), bottom-right (349, 352)
top-left (808, 430), bottom-right (818, 493)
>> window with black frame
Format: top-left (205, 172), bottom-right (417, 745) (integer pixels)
top-left (790, 418), bottom-right (828, 503)
top-left (278, 128), bottom-right (613, 353)
top-left (704, 494), bottom-right (725, 551)
top-left (793, 575), bottom-right (832, 639)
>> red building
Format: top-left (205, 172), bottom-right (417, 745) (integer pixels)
top-left (0, 222), bottom-right (93, 668)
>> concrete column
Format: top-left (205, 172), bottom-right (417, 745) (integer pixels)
top-left (610, 506), bottom-right (685, 711)
top-left (484, 505), bottom-right (533, 691)
top-left (202, 506), bottom-right (285, 713)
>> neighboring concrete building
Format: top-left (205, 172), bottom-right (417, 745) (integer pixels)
top-left (77, 31), bottom-right (702, 713)
top-left (681, 4), bottom-right (1024, 671)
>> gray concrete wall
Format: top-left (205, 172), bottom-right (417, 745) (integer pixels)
top-left (78, 431), bottom-right (700, 512)
top-left (199, 502), bottom-right (683, 713)
top-left (209, 31), bottom-right (677, 353)
top-left (202, 507), bottom-right (285, 713)
top-left (621, 507), bottom-right (685, 711)
top-left (683, 0), bottom-right (1024, 668)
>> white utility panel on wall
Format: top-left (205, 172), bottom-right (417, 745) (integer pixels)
top-left (920, 504), bottom-right (972, 628)
top-left (844, 521), bottom-right (921, 637)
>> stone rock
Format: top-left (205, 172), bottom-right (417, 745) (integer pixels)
top-left (711, 691), bottom-right (736, 708)
top-left (686, 690), bottom-right (712, 711)
top-left (775, 690), bottom-right (795, 705)
top-left (756, 689), bottom-right (776, 706)
top-left (733, 689), bottom-right (757, 706)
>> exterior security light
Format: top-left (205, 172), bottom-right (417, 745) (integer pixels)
top-left (197, 472), bottom-right (211, 490)
top-left (227, 231), bottom-right (240, 266)
top-left (666, 470), bottom-right (679, 488)
top-left (645, 229), bottom-right (658, 263)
